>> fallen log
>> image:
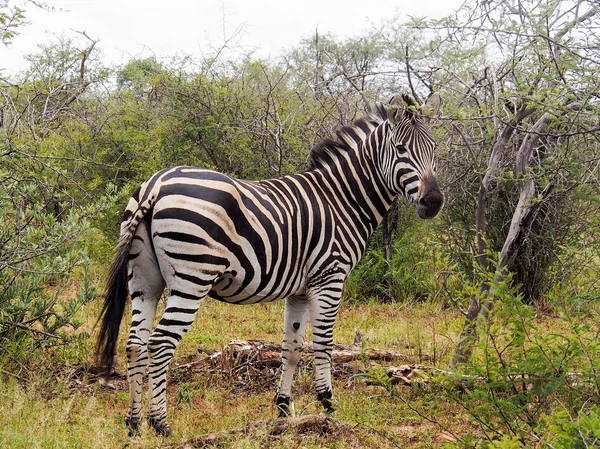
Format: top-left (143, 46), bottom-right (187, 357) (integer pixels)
top-left (167, 414), bottom-right (342, 448)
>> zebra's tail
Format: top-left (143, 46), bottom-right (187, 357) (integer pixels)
top-left (95, 233), bottom-right (132, 376)
top-left (95, 182), bottom-right (158, 376)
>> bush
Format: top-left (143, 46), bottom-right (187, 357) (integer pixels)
top-left (345, 225), bottom-right (444, 303)
top-left (540, 405), bottom-right (600, 449)
top-left (0, 161), bottom-right (100, 373)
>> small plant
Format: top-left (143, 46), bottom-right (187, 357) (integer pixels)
top-left (170, 367), bottom-right (187, 384)
top-left (540, 404), bottom-right (600, 448)
top-left (177, 383), bottom-right (194, 408)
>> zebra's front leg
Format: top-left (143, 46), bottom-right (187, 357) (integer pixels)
top-left (310, 289), bottom-right (342, 413)
top-left (146, 291), bottom-right (206, 436)
top-left (275, 295), bottom-right (310, 417)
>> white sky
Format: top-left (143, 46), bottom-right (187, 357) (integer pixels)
top-left (1, 0), bottom-right (464, 74)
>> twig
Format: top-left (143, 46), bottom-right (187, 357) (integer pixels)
top-left (14, 323), bottom-right (62, 340)
top-left (1, 369), bottom-right (27, 382)
top-left (405, 46), bottom-right (421, 105)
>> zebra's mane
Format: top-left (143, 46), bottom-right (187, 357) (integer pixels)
top-left (307, 104), bottom-right (389, 170)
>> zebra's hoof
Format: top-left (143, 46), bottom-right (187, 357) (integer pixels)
top-left (321, 398), bottom-right (336, 413)
top-left (125, 416), bottom-right (141, 437)
top-left (277, 404), bottom-right (291, 418)
top-left (317, 389), bottom-right (336, 413)
top-left (148, 417), bottom-right (174, 437)
top-left (158, 424), bottom-right (174, 437)
top-left (275, 394), bottom-right (291, 417)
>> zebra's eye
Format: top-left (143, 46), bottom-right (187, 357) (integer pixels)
top-left (395, 144), bottom-right (407, 153)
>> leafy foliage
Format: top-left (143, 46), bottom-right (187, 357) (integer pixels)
top-left (443, 274), bottom-right (600, 446)
top-left (541, 405), bottom-right (600, 449)
top-left (0, 0), bottom-right (25, 45)
top-left (0, 29), bottom-right (110, 372)
top-left (0, 154), bottom-right (100, 369)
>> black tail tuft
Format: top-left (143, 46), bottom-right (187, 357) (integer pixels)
top-left (95, 240), bottom-right (131, 377)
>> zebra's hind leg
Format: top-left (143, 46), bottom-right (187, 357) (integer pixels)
top-left (146, 288), bottom-right (209, 436)
top-left (125, 223), bottom-right (165, 436)
top-left (275, 295), bottom-right (310, 417)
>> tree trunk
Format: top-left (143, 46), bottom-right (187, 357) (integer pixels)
top-left (452, 112), bottom-right (553, 366)
top-left (382, 197), bottom-right (399, 261)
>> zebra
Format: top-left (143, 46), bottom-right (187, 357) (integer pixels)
top-left (96, 93), bottom-right (443, 436)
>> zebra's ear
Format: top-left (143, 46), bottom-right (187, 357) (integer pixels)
top-left (420, 93), bottom-right (442, 123)
top-left (387, 94), bottom-right (416, 124)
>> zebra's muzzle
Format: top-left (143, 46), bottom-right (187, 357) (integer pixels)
top-left (416, 174), bottom-right (443, 219)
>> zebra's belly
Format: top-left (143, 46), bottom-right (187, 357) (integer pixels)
top-left (209, 272), bottom-right (305, 304)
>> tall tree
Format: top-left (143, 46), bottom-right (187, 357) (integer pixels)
top-left (379, 0), bottom-right (600, 363)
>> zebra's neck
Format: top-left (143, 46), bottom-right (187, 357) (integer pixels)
top-left (305, 121), bottom-right (398, 237)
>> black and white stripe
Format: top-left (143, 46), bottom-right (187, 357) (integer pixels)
top-left (96, 93), bottom-right (443, 436)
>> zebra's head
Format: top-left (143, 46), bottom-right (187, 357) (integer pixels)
top-left (384, 93), bottom-right (444, 219)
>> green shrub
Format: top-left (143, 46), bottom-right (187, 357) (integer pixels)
top-left (540, 405), bottom-right (600, 448)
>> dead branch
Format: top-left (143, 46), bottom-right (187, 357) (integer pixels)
top-left (475, 104), bottom-right (537, 271)
top-left (386, 364), bottom-right (454, 385)
top-left (476, 112), bottom-right (555, 324)
top-left (404, 46), bottom-right (422, 104)
top-left (177, 339), bottom-right (427, 371)
top-left (43, 31), bottom-right (99, 122)
top-left (383, 364), bottom-right (481, 391)
top-left (176, 340), bottom-right (589, 399)
top-left (0, 368), bottom-right (27, 382)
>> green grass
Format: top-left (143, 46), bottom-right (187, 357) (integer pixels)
top-left (0, 378), bottom-right (122, 448)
